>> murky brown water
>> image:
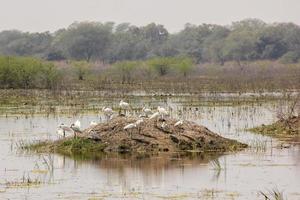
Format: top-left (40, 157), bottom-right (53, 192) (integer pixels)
top-left (0, 95), bottom-right (299, 199)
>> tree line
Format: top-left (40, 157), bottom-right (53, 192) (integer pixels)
top-left (1, 19), bottom-right (300, 64)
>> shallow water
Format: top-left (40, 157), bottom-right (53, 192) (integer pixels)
top-left (0, 96), bottom-right (299, 200)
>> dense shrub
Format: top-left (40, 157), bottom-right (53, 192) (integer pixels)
top-left (279, 51), bottom-right (299, 64)
top-left (0, 56), bottom-right (60, 89)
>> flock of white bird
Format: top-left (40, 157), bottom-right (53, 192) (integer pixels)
top-left (57, 100), bottom-right (184, 138)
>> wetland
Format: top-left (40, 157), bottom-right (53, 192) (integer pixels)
top-left (0, 90), bottom-right (299, 199)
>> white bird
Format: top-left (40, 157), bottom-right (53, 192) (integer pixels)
top-left (74, 120), bottom-right (81, 129)
top-left (102, 107), bottom-right (114, 120)
top-left (124, 123), bottom-right (137, 138)
top-left (56, 128), bottom-right (65, 138)
top-left (57, 123), bottom-right (75, 138)
top-left (157, 106), bottom-right (168, 115)
top-left (90, 121), bottom-right (97, 126)
top-left (174, 120), bottom-right (184, 127)
top-left (124, 123), bottom-right (137, 130)
top-left (142, 107), bottom-right (152, 117)
top-left (149, 112), bottom-right (160, 119)
top-left (135, 118), bottom-right (144, 126)
top-left (119, 100), bottom-right (130, 109)
top-left (157, 106), bottom-right (168, 120)
top-left (119, 100), bottom-right (130, 116)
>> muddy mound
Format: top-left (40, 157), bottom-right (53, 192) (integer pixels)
top-left (80, 116), bottom-right (246, 153)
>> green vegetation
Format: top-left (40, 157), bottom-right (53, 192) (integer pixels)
top-left (23, 138), bottom-right (107, 158)
top-left (1, 19), bottom-right (300, 91)
top-left (249, 116), bottom-right (299, 142)
top-left (2, 56), bottom-right (298, 92)
top-left (0, 56), bottom-right (60, 89)
top-left (1, 19), bottom-right (300, 63)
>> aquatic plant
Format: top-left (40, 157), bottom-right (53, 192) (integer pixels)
top-left (259, 188), bottom-right (286, 200)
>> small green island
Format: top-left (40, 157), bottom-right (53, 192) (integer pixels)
top-left (249, 115), bottom-right (300, 142)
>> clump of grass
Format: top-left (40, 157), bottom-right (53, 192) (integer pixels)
top-left (259, 188), bottom-right (286, 200)
top-left (23, 138), bottom-right (107, 159)
top-left (5, 173), bottom-right (42, 188)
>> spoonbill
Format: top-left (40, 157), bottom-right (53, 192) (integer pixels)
top-left (90, 121), bottom-right (97, 126)
top-left (174, 120), bottom-right (183, 127)
top-left (149, 112), bottom-right (160, 119)
top-left (119, 100), bottom-right (130, 116)
top-left (135, 118), bottom-right (144, 126)
top-left (157, 106), bottom-right (168, 120)
top-left (74, 120), bottom-right (81, 129)
top-left (71, 120), bottom-right (82, 137)
top-left (142, 107), bottom-right (152, 117)
top-left (57, 123), bottom-right (75, 138)
top-left (124, 123), bottom-right (137, 138)
top-left (102, 107), bottom-right (113, 120)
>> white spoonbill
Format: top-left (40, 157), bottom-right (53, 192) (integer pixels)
top-left (142, 107), bottom-right (152, 117)
top-left (74, 120), bottom-right (81, 129)
top-left (90, 121), bottom-right (97, 126)
top-left (124, 123), bottom-right (137, 138)
top-left (70, 120), bottom-right (82, 137)
top-left (102, 107), bottom-right (113, 120)
top-left (124, 123), bottom-right (136, 130)
top-left (57, 123), bottom-right (75, 138)
top-left (119, 100), bottom-right (130, 115)
top-left (149, 112), bottom-right (160, 119)
top-left (157, 106), bottom-right (168, 120)
top-left (174, 120), bottom-right (184, 127)
top-left (135, 118), bottom-right (144, 126)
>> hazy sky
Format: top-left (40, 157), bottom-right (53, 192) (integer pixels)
top-left (0, 0), bottom-right (299, 33)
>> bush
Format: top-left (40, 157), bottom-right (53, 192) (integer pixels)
top-left (112, 60), bottom-right (140, 83)
top-left (279, 51), bottom-right (299, 64)
top-left (0, 56), bottom-right (61, 89)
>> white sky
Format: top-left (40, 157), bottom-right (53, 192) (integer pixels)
top-left (0, 0), bottom-right (299, 33)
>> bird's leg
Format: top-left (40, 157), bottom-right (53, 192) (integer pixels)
top-left (63, 130), bottom-right (65, 138)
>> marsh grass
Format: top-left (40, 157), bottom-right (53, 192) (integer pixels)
top-left (23, 138), bottom-right (107, 159)
top-left (250, 139), bottom-right (268, 152)
top-left (5, 173), bottom-right (42, 188)
top-left (259, 188), bottom-right (286, 200)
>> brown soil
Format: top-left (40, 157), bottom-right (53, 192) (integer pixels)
top-left (80, 116), bottom-right (247, 153)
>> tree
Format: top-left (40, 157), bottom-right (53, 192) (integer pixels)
top-left (113, 60), bottom-right (140, 83)
top-left (174, 56), bottom-right (195, 77)
top-left (147, 57), bottom-right (177, 76)
top-left (58, 22), bottom-right (113, 62)
top-left (72, 61), bottom-right (90, 80)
